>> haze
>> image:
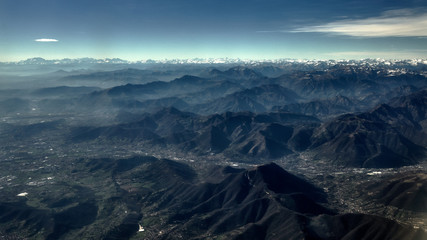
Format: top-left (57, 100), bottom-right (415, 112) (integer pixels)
top-left (1, 0), bottom-right (427, 61)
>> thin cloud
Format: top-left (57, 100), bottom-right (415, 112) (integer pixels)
top-left (291, 8), bottom-right (427, 37)
top-left (35, 38), bottom-right (59, 42)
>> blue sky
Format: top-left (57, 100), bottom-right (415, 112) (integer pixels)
top-left (1, 0), bottom-right (427, 61)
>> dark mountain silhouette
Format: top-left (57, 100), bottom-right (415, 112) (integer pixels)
top-left (149, 163), bottom-right (332, 239)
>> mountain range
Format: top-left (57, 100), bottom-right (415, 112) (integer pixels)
top-left (0, 61), bottom-right (426, 239)
top-left (1, 157), bottom-right (425, 239)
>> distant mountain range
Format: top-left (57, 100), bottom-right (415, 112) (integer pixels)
top-left (34, 64), bottom-right (422, 116)
top-left (2, 63), bottom-right (427, 168)
top-left (3, 57), bottom-right (427, 69)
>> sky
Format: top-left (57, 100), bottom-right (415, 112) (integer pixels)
top-left (1, 0), bottom-right (427, 61)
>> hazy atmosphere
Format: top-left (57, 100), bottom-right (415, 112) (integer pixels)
top-left (0, 0), bottom-right (426, 240)
top-left (1, 0), bottom-right (427, 61)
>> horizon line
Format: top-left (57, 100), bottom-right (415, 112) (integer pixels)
top-left (2, 56), bottom-right (427, 64)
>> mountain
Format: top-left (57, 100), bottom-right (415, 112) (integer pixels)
top-left (149, 162), bottom-right (332, 239)
top-left (102, 159), bottom-right (427, 239)
top-left (206, 66), bottom-right (264, 80)
top-left (90, 75), bottom-right (219, 101)
top-left (68, 89), bottom-right (427, 166)
top-left (15, 57), bottom-right (130, 65)
top-left (69, 108), bottom-right (320, 160)
top-left (193, 84), bottom-right (301, 115)
top-left (360, 85), bottom-right (420, 107)
top-left (202, 66), bottom-right (267, 88)
top-left (389, 89), bottom-right (427, 122)
top-left (271, 66), bottom-right (427, 100)
top-left (2, 59), bottom-right (427, 239)
top-left (32, 64), bottom-right (427, 117)
top-left (180, 80), bottom-right (244, 105)
top-left (274, 95), bottom-right (362, 119)
top-left (110, 97), bottom-right (190, 113)
top-left (310, 112), bottom-right (425, 168)
top-left (0, 156), bottom-right (425, 240)
top-left (365, 172), bottom-right (427, 213)
top-left (309, 89), bottom-right (427, 168)
top-left (273, 68), bottom-right (379, 99)
top-left (195, 94), bottom-right (267, 114)
top-left (4, 57), bottom-right (427, 68)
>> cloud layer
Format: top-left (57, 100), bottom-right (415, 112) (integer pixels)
top-left (35, 38), bottom-right (59, 42)
top-left (292, 8), bottom-right (427, 37)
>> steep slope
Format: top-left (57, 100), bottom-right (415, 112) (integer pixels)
top-left (146, 163), bottom-right (331, 239)
top-left (365, 172), bottom-right (427, 212)
top-left (69, 108), bottom-right (320, 160)
top-left (130, 161), bottom-right (426, 240)
top-left (0, 156), bottom-right (425, 240)
top-left (310, 113), bottom-right (425, 168)
top-left (310, 89), bottom-right (427, 167)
